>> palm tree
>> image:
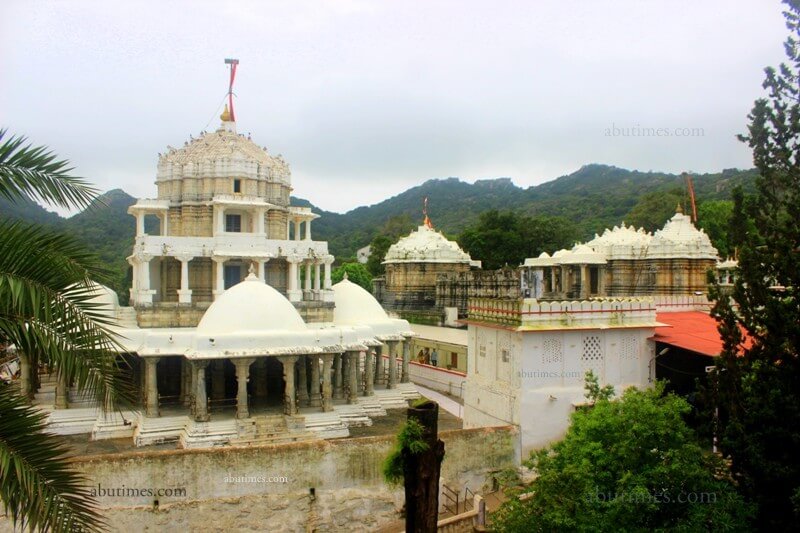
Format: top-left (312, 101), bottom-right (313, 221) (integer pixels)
top-left (0, 128), bottom-right (126, 532)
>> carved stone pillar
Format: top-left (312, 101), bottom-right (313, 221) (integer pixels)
top-left (374, 344), bottom-right (384, 387)
top-left (401, 339), bottom-right (411, 384)
top-left (234, 358), bottom-right (255, 419)
top-left (193, 360), bottom-right (210, 422)
top-left (309, 356), bottom-right (322, 407)
top-left (347, 351), bottom-right (359, 404)
top-left (297, 355), bottom-right (309, 405)
top-left (18, 352), bottom-right (31, 401)
top-left (212, 255), bottom-right (226, 299)
top-left (321, 354), bottom-right (334, 412)
top-left (365, 350), bottom-right (375, 396)
top-left (144, 357), bottom-right (160, 418)
top-left (387, 341), bottom-right (398, 389)
top-left (286, 256), bottom-right (302, 302)
top-left (333, 353), bottom-right (343, 400)
top-left (183, 358), bottom-right (193, 407)
top-left (280, 356), bottom-right (298, 415)
top-left (55, 369), bottom-right (69, 410)
top-left (177, 255), bottom-right (193, 304)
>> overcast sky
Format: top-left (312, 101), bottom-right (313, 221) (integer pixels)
top-left (1, 1), bottom-right (787, 214)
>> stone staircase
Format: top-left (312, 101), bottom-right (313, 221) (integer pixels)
top-left (301, 411), bottom-right (350, 439)
top-left (231, 414), bottom-right (318, 447)
top-left (180, 418), bottom-right (239, 449)
top-left (134, 414), bottom-right (189, 446)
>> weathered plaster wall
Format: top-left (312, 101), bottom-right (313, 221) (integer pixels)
top-left (0, 427), bottom-right (516, 533)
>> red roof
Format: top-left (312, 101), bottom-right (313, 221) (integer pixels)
top-left (654, 311), bottom-right (728, 357)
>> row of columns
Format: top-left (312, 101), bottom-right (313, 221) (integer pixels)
top-left (286, 255), bottom-right (333, 302)
top-left (288, 217), bottom-right (314, 241)
top-left (138, 340), bottom-right (413, 420)
top-left (37, 339), bottom-right (412, 417)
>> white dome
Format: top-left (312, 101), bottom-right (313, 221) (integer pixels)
top-left (383, 225), bottom-right (472, 264)
top-left (86, 282), bottom-right (119, 318)
top-left (561, 244), bottom-right (607, 265)
top-left (648, 212), bottom-right (718, 260)
top-left (197, 274), bottom-right (306, 336)
top-left (332, 277), bottom-right (390, 325)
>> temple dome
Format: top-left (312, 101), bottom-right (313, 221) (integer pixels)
top-left (86, 282), bottom-right (119, 318)
top-left (586, 223), bottom-right (652, 260)
top-left (648, 212), bottom-right (718, 259)
top-left (383, 225), bottom-right (472, 264)
top-left (197, 274), bottom-right (306, 336)
top-left (332, 277), bottom-right (390, 325)
top-left (156, 119), bottom-right (291, 185)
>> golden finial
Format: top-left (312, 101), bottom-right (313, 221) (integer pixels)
top-left (220, 103), bottom-right (232, 122)
top-left (676, 203), bottom-right (684, 214)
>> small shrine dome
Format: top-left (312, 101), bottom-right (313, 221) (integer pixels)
top-left (648, 210), bottom-right (718, 260)
top-left (383, 225), bottom-right (473, 264)
top-left (332, 276), bottom-right (391, 325)
top-left (86, 282), bottom-right (120, 318)
top-left (196, 273), bottom-right (306, 337)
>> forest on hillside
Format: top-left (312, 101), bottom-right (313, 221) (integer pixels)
top-left (0, 164), bottom-right (755, 303)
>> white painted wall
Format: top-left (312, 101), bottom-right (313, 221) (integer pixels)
top-left (464, 324), bottom-right (655, 455)
top-left (408, 361), bottom-right (466, 399)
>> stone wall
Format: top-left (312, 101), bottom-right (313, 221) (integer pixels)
top-left (436, 268), bottom-right (520, 317)
top-left (0, 427), bottom-right (517, 533)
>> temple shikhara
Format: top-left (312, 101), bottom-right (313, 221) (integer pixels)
top-left (22, 76), bottom-right (423, 448)
top-left (127, 102), bottom-right (333, 327)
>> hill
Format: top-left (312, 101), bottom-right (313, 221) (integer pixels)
top-left (0, 164), bottom-right (758, 302)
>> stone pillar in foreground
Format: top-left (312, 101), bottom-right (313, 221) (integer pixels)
top-left (404, 401), bottom-right (446, 533)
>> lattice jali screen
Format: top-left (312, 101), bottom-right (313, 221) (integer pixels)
top-left (581, 335), bottom-right (604, 377)
top-left (620, 336), bottom-right (638, 361)
top-left (542, 337), bottom-right (563, 364)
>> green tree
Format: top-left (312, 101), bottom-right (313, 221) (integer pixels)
top-left (705, 2), bottom-right (800, 528)
top-left (366, 234), bottom-right (392, 277)
top-left (624, 187), bottom-right (686, 232)
top-left (696, 200), bottom-right (734, 258)
top-left (332, 262), bottom-right (373, 291)
top-left (0, 129), bottom-right (125, 532)
top-left (492, 377), bottom-right (752, 532)
top-left (364, 215), bottom-right (417, 277)
top-left (457, 210), bottom-right (577, 270)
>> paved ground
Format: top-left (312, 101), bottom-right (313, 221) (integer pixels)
top-left (346, 399), bottom-right (463, 439)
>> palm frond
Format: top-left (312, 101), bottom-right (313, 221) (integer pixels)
top-left (0, 221), bottom-right (132, 409)
top-left (0, 384), bottom-right (105, 532)
top-left (0, 128), bottom-right (98, 210)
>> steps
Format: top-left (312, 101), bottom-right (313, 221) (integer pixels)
top-left (302, 411), bottom-right (350, 439)
top-left (179, 418), bottom-right (238, 449)
top-left (134, 414), bottom-right (188, 446)
top-left (231, 414), bottom-right (319, 447)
